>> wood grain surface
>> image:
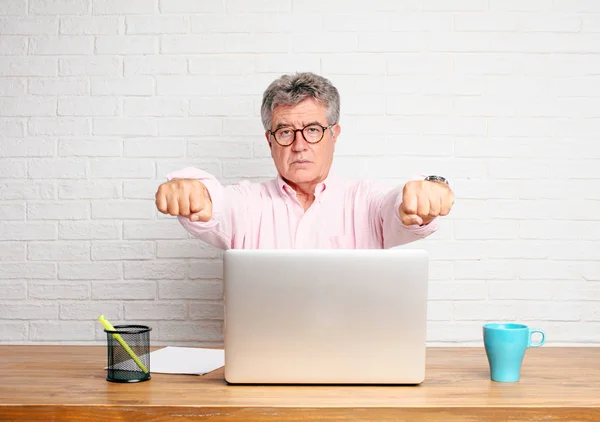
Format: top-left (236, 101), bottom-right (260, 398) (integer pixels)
top-left (1, 346), bottom-right (598, 421)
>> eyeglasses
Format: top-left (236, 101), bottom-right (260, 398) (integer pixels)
top-left (268, 123), bottom-right (335, 147)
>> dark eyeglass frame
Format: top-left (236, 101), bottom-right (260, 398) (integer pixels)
top-left (268, 123), bottom-right (335, 147)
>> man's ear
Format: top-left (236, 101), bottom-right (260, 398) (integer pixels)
top-left (265, 131), bottom-right (272, 149)
top-left (332, 124), bottom-right (341, 143)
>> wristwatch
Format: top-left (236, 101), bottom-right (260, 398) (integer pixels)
top-left (424, 175), bottom-right (449, 185)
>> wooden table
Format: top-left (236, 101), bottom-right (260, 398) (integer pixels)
top-left (0, 346), bottom-right (599, 421)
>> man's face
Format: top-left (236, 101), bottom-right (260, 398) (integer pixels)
top-left (266, 98), bottom-right (341, 188)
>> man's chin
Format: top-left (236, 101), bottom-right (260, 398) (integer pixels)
top-left (283, 170), bottom-right (318, 184)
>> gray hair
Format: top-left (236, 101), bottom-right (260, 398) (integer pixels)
top-left (260, 72), bottom-right (340, 131)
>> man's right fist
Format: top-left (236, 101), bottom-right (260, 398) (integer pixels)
top-left (155, 179), bottom-right (212, 222)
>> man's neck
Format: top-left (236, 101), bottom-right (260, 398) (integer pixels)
top-left (283, 178), bottom-right (320, 212)
top-left (295, 189), bottom-right (315, 211)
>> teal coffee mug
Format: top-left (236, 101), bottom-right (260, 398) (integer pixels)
top-left (483, 323), bottom-right (545, 383)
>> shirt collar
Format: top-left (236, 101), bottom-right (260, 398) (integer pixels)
top-left (276, 172), bottom-right (335, 201)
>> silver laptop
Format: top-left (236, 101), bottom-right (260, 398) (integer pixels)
top-left (223, 249), bottom-right (429, 385)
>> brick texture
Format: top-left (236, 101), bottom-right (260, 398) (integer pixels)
top-left (0, 2), bottom-right (597, 346)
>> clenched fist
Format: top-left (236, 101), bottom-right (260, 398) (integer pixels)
top-left (155, 179), bottom-right (212, 222)
top-left (399, 180), bottom-right (454, 226)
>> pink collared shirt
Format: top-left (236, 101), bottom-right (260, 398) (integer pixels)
top-left (167, 167), bottom-right (439, 250)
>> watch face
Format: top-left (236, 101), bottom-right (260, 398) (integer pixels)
top-left (426, 175), bottom-right (448, 184)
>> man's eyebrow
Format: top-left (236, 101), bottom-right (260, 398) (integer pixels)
top-left (304, 121), bottom-right (322, 127)
top-left (273, 121), bottom-right (322, 131)
top-left (273, 122), bottom-right (291, 131)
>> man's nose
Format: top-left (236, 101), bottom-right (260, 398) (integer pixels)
top-left (291, 130), bottom-right (308, 151)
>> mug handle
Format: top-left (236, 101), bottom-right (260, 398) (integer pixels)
top-left (528, 329), bottom-right (545, 347)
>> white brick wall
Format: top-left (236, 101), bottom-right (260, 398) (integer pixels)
top-left (0, 1), bottom-right (599, 347)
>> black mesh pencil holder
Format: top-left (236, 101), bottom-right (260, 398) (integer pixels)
top-left (104, 325), bottom-right (151, 383)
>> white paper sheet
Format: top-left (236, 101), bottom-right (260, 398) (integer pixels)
top-left (149, 346), bottom-right (225, 375)
top-left (106, 346), bottom-right (224, 375)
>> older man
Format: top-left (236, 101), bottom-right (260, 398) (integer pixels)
top-left (155, 72), bottom-right (454, 249)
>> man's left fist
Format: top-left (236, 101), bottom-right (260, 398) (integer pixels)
top-left (399, 180), bottom-right (454, 226)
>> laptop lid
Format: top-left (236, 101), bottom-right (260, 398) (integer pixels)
top-left (223, 249), bottom-right (429, 384)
